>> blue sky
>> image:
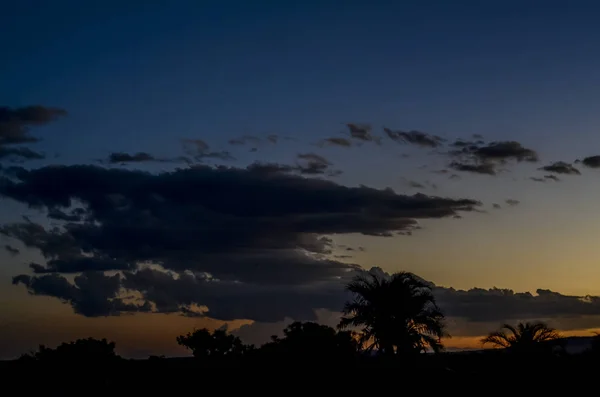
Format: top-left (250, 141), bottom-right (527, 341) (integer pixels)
top-left (3, 0), bottom-right (600, 357)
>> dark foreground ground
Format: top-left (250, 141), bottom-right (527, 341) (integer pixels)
top-left (3, 351), bottom-right (600, 392)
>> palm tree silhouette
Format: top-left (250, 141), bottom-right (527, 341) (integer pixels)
top-left (338, 271), bottom-right (448, 355)
top-left (481, 321), bottom-right (562, 354)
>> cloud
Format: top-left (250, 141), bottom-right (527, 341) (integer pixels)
top-left (296, 153), bottom-right (340, 176)
top-left (0, 106), bottom-right (65, 162)
top-left (0, 106), bottom-right (66, 146)
top-left (317, 137), bottom-right (353, 148)
top-left (539, 161), bottom-right (580, 175)
top-left (449, 161), bottom-right (496, 175)
top-left (407, 180), bottom-right (425, 189)
top-left (384, 128), bottom-right (444, 148)
top-left (13, 272), bottom-right (150, 317)
top-left (578, 155), bottom-right (600, 168)
top-left (1, 164), bottom-right (479, 319)
top-left (505, 199), bottom-right (520, 206)
top-left (530, 174), bottom-right (561, 183)
top-left (182, 139), bottom-right (235, 162)
top-left (4, 244), bottom-right (19, 255)
top-left (435, 285), bottom-right (600, 332)
top-left (492, 203), bottom-right (501, 209)
top-left (107, 152), bottom-right (156, 164)
top-left (345, 124), bottom-right (380, 143)
top-left (0, 147), bottom-right (45, 161)
top-left (470, 141), bottom-right (538, 163)
top-left (247, 154), bottom-right (341, 177)
top-left (228, 135), bottom-right (263, 146)
top-left (447, 140), bottom-right (538, 176)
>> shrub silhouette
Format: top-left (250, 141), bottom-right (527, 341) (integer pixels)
top-left (26, 337), bottom-right (118, 362)
top-left (339, 271), bottom-right (448, 355)
top-left (260, 321), bottom-right (360, 361)
top-left (176, 328), bottom-right (250, 359)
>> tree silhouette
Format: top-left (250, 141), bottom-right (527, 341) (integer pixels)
top-left (481, 322), bottom-right (562, 354)
top-left (589, 332), bottom-right (600, 354)
top-left (262, 321), bottom-right (360, 360)
top-left (28, 337), bottom-right (118, 362)
top-left (338, 271), bottom-right (448, 355)
top-left (176, 328), bottom-right (250, 359)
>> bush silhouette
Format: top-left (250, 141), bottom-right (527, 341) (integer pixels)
top-left (176, 328), bottom-right (250, 359)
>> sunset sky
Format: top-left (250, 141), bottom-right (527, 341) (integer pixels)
top-left (3, 0), bottom-right (600, 358)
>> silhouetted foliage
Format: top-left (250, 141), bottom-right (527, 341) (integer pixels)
top-left (481, 321), bottom-right (563, 355)
top-left (22, 337), bottom-right (119, 362)
top-left (339, 271), bottom-right (448, 355)
top-left (176, 328), bottom-right (251, 359)
top-left (260, 321), bottom-right (360, 361)
top-left (584, 332), bottom-right (600, 355)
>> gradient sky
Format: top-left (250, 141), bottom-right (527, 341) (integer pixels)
top-left (2, 0), bottom-right (600, 358)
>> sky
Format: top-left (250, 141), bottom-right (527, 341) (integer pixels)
top-left (2, 0), bottom-right (600, 358)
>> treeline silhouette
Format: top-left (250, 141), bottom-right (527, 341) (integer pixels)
top-left (5, 272), bottom-right (600, 386)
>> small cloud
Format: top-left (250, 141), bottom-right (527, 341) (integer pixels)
top-left (345, 123), bottom-right (379, 143)
top-left (317, 137), bottom-right (353, 148)
top-left (0, 147), bottom-right (45, 161)
top-left (451, 140), bottom-right (538, 163)
top-left (492, 203), bottom-right (501, 209)
top-left (182, 139), bottom-right (235, 162)
top-left (544, 174), bottom-right (560, 181)
top-left (505, 199), bottom-right (520, 206)
top-left (4, 244), bottom-right (19, 255)
top-left (539, 161), bottom-right (580, 175)
top-left (384, 128), bottom-right (444, 148)
top-left (296, 153), bottom-right (341, 176)
top-left (0, 106), bottom-right (67, 146)
top-left (449, 161), bottom-right (496, 175)
top-left (579, 155), bottom-right (600, 168)
top-left (107, 152), bottom-right (155, 164)
top-left (228, 135), bottom-right (263, 146)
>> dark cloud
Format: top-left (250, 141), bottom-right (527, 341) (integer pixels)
top-left (492, 203), bottom-right (501, 209)
top-left (228, 135), bottom-right (263, 146)
top-left (0, 147), bottom-right (45, 161)
top-left (13, 272), bottom-right (150, 317)
top-left (539, 161), bottom-right (580, 175)
top-left (579, 155), bottom-right (600, 168)
top-left (4, 244), bottom-right (19, 255)
top-left (384, 128), bottom-right (444, 148)
top-left (505, 199), bottom-right (520, 206)
top-left (317, 137), bottom-right (353, 148)
top-left (530, 174), bottom-right (560, 183)
top-left (0, 106), bottom-right (66, 146)
top-left (247, 154), bottom-right (340, 177)
top-left (182, 139), bottom-right (234, 162)
top-left (0, 106), bottom-right (65, 162)
top-left (296, 153), bottom-right (340, 176)
top-left (449, 161), bottom-right (496, 175)
top-left (345, 124), bottom-right (379, 143)
top-left (107, 152), bottom-right (156, 164)
top-left (435, 285), bottom-right (600, 328)
top-left (471, 141), bottom-right (538, 163)
top-left (407, 180), bottom-right (425, 189)
top-left (1, 164), bottom-right (479, 319)
top-left (447, 140), bottom-right (538, 176)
